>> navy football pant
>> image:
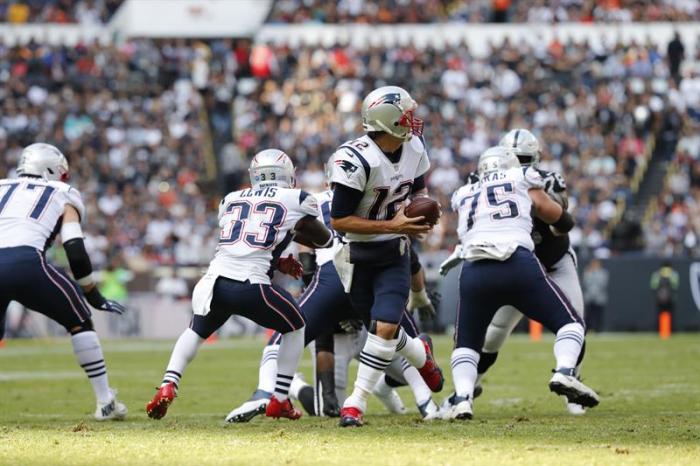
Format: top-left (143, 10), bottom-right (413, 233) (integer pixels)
top-left (191, 276), bottom-right (304, 339)
top-left (348, 251), bottom-right (410, 326)
top-left (267, 261), bottom-right (419, 347)
top-left (0, 246), bottom-right (91, 333)
top-left (456, 247), bottom-right (582, 351)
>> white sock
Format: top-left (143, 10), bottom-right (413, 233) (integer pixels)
top-left (553, 323), bottom-right (585, 370)
top-left (343, 333), bottom-right (396, 413)
top-left (400, 358), bottom-right (432, 406)
top-left (275, 327), bottom-right (305, 401)
top-left (258, 344), bottom-right (279, 393)
top-left (71, 331), bottom-right (112, 404)
top-left (290, 373), bottom-right (309, 399)
top-left (162, 328), bottom-right (204, 390)
top-left (395, 329), bottom-right (427, 368)
top-left (451, 347), bottom-right (480, 399)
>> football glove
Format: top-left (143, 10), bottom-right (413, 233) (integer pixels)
top-left (84, 288), bottom-right (126, 315)
top-left (338, 319), bottom-right (363, 334)
top-left (439, 245), bottom-right (463, 276)
top-left (276, 254), bottom-right (303, 279)
top-left (408, 288), bottom-right (439, 320)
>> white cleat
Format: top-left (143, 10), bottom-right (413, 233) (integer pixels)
top-left (440, 392), bottom-right (456, 413)
top-left (566, 401), bottom-right (586, 415)
top-left (225, 393), bottom-right (270, 423)
top-left (94, 390), bottom-right (127, 421)
top-left (443, 395), bottom-right (472, 420)
top-left (372, 383), bottom-right (407, 414)
top-left (418, 399), bottom-right (441, 421)
top-left (549, 369), bottom-right (599, 408)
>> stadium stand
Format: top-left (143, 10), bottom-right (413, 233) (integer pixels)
top-left (266, 0), bottom-right (700, 24)
top-left (0, 0), bottom-right (697, 275)
top-left (0, 33), bottom-right (694, 270)
top-left (0, 0), bottom-right (124, 24)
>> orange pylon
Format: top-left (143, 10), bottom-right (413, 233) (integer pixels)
top-left (529, 320), bottom-right (542, 342)
top-left (659, 311), bottom-right (672, 339)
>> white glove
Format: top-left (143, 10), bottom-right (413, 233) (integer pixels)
top-left (439, 245), bottom-right (463, 276)
top-left (407, 288), bottom-right (436, 320)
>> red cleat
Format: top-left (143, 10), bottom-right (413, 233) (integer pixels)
top-left (338, 406), bottom-right (364, 427)
top-left (417, 335), bottom-right (444, 392)
top-left (265, 396), bottom-right (302, 420)
top-left (146, 382), bottom-right (177, 420)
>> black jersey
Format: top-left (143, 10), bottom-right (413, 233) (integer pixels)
top-left (462, 169), bottom-right (570, 270)
top-left (532, 169), bottom-right (570, 269)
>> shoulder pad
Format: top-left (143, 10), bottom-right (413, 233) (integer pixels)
top-left (298, 189), bottom-right (320, 217)
top-left (523, 166), bottom-right (545, 189)
top-left (465, 172), bottom-right (479, 185)
top-left (536, 169), bottom-right (567, 193)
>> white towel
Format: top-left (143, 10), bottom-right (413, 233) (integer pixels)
top-left (461, 242), bottom-right (517, 262)
top-left (333, 244), bottom-right (355, 293)
top-left (191, 272), bottom-right (217, 316)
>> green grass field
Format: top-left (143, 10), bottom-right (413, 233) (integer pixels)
top-left (1, 334), bottom-right (699, 465)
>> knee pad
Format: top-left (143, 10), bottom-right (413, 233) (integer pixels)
top-left (68, 319), bottom-right (95, 335)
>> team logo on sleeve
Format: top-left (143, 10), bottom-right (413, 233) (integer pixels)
top-left (336, 159), bottom-right (359, 175)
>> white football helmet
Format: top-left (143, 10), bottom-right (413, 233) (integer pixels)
top-left (17, 143), bottom-right (69, 182)
top-left (249, 149), bottom-right (295, 189)
top-left (361, 86), bottom-right (423, 141)
top-left (499, 129), bottom-right (541, 167)
top-left (477, 146), bottom-right (520, 177)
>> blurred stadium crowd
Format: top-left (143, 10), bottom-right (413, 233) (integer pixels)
top-left (0, 0), bottom-right (123, 24)
top-left (267, 0), bottom-right (700, 23)
top-left (0, 1), bottom-right (699, 275)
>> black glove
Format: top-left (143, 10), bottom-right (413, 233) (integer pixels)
top-left (84, 288), bottom-right (126, 315)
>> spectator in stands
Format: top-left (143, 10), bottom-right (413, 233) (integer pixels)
top-left (266, 0), bottom-right (700, 23)
top-left (667, 31), bottom-right (686, 81)
top-left (0, 0), bottom-right (123, 24)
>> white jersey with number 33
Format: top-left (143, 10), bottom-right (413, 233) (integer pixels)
top-left (452, 167), bottom-right (544, 261)
top-left (329, 134), bottom-right (430, 243)
top-left (0, 177), bottom-right (86, 251)
top-left (208, 186), bottom-right (320, 285)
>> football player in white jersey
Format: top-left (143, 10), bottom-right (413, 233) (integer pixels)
top-left (0, 143), bottom-right (127, 420)
top-left (440, 129), bottom-right (588, 415)
top-left (225, 188), bottom-right (442, 423)
top-left (444, 146), bottom-right (599, 420)
top-left (146, 149), bottom-right (333, 422)
top-left (329, 86), bottom-right (444, 427)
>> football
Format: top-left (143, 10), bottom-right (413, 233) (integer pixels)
top-left (405, 197), bottom-right (441, 225)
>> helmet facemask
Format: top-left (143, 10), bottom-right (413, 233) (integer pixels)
top-left (398, 110), bottom-right (423, 140)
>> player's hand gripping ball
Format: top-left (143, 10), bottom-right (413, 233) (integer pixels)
top-left (405, 197), bottom-right (441, 226)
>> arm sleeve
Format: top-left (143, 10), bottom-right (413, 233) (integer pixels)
top-left (411, 175), bottom-right (426, 193)
top-left (331, 184), bottom-right (364, 219)
top-left (63, 237), bottom-right (94, 284)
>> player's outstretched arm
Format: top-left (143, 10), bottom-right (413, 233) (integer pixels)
top-left (331, 206), bottom-right (430, 236)
top-left (293, 216), bottom-right (333, 248)
top-left (62, 205), bottom-right (125, 315)
top-left (528, 188), bottom-right (575, 234)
